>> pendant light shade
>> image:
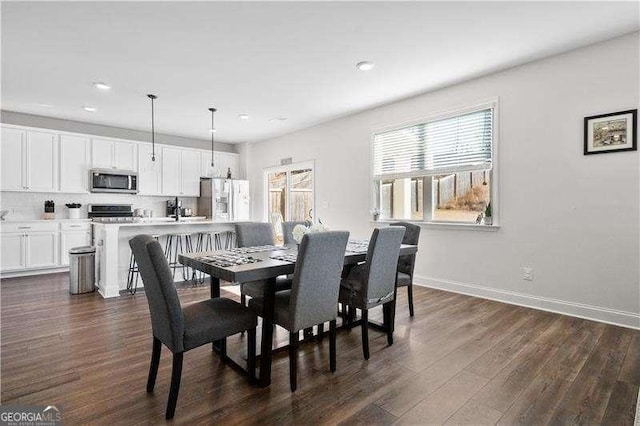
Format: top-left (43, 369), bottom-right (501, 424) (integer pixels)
top-left (147, 94), bottom-right (158, 161)
top-left (209, 107), bottom-right (217, 167)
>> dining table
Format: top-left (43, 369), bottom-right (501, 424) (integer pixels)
top-left (179, 240), bottom-right (418, 387)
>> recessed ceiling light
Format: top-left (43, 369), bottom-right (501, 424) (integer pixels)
top-left (93, 82), bottom-right (111, 90)
top-left (356, 61), bottom-right (375, 71)
top-left (269, 117), bottom-right (287, 122)
top-left (37, 103), bottom-right (54, 108)
top-left (82, 105), bottom-right (97, 112)
top-left (238, 114), bottom-right (249, 120)
top-left (209, 128), bottom-right (217, 133)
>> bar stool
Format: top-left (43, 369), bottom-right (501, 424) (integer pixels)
top-left (224, 231), bottom-right (236, 249)
top-left (164, 233), bottom-right (196, 282)
top-left (127, 234), bottom-right (160, 295)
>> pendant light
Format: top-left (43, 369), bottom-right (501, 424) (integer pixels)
top-left (147, 94), bottom-right (158, 161)
top-left (209, 107), bottom-right (217, 167)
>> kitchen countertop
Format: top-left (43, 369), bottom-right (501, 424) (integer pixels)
top-left (1, 218), bottom-right (92, 223)
top-left (92, 218), bottom-right (235, 227)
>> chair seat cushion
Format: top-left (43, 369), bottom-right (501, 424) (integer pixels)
top-left (241, 276), bottom-right (292, 298)
top-left (247, 290), bottom-right (293, 330)
top-left (396, 271), bottom-right (412, 287)
top-left (182, 297), bottom-right (257, 351)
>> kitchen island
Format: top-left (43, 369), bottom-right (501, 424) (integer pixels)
top-left (92, 219), bottom-right (235, 298)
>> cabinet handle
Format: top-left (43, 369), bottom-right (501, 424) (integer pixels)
top-left (17, 226), bottom-right (31, 229)
top-left (69, 225), bottom-right (82, 228)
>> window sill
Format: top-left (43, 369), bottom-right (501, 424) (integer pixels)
top-left (370, 220), bottom-right (500, 232)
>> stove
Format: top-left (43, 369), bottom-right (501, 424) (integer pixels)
top-left (89, 204), bottom-right (134, 223)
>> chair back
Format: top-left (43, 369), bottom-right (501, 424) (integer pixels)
top-left (129, 235), bottom-right (185, 353)
top-left (363, 226), bottom-right (405, 303)
top-left (235, 222), bottom-right (275, 247)
top-left (282, 221), bottom-right (307, 245)
top-left (289, 231), bottom-right (350, 332)
top-left (390, 221), bottom-right (420, 275)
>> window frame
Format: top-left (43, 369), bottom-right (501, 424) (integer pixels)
top-left (370, 98), bottom-right (499, 227)
top-left (263, 160), bottom-right (316, 223)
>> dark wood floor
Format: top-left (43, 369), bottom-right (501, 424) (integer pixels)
top-left (1, 273), bottom-right (638, 425)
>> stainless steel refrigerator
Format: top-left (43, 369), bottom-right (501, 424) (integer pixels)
top-left (198, 178), bottom-right (250, 222)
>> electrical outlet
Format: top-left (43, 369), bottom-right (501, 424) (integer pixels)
top-left (523, 267), bottom-right (534, 281)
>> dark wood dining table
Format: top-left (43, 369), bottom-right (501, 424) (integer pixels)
top-left (179, 242), bottom-right (418, 387)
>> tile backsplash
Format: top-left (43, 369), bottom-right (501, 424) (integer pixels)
top-left (0, 192), bottom-right (198, 220)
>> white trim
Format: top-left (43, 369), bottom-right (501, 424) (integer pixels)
top-left (635, 388), bottom-right (639, 426)
top-left (415, 275), bottom-right (640, 330)
top-left (1, 266), bottom-right (69, 279)
top-left (262, 160), bottom-right (316, 223)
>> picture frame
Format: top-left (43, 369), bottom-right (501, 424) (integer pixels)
top-left (584, 109), bottom-right (637, 155)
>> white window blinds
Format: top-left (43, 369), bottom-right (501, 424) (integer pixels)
top-left (373, 107), bottom-right (493, 179)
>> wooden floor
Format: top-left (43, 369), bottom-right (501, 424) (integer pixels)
top-left (1, 273), bottom-right (638, 425)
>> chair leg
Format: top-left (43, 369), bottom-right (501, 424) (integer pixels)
top-left (247, 328), bottom-right (256, 384)
top-left (329, 320), bottom-right (337, 372)
top-left (241, 293), bottom-right (246, 306)
top-left (147, 337), bottom-right (161, 393)
top-left (407, 284), bottom-right (415, 317)
top-left (361, 309), bottom-right (370, 360)
top-left (318, 323), bottom-right (324, 342)
top-left (384, 303), bottom-right (394, 346)
top-left (166, 352), bottom-right (183, 420)
top-left (289, 332), bottom-right (298, 392)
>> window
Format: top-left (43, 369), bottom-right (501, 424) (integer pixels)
top-left (265, 162), bottom-right (315, 243)
top-left (372, 104), bottom-right (495, 223)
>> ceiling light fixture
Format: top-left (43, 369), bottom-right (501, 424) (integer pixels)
top-left (356, 61), bottom-right (375, 71)
top-left (209, 107), bottom-right (217, 167)
top-left (93, 82), bottom-right (111, 91)
top-left (147, 94), bottom-right (157, 162)
top-left (82, 105), bottom-right (97, 112)
top-left (239, 114), bottom-right (249, 120)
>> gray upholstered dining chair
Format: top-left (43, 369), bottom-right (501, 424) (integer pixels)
top-left (389, 221), bottom-right (421, 317)
top-left (235, 222), bottom-right (292, 306)
top-left (129, 235), bottom-right (257, 420)
top-left (282, 221), bottom-right (308, 245)
top-left (339, 226), bottom-right (405, 360)
top-left (248, 231), bottom-right (350, 391)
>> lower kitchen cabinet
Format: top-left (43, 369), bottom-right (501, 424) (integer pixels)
top-left (0, 233), bottom-right (26, 271)
top-left (60, 224), bottom-right (92, 266)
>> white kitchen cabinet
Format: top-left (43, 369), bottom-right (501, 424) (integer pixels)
top-left (92, 138), bottom-right (137, 170)
top-left (0, 127), bottom-right (58, 192)
top-left (26, 131), bottom-right (58, 192)
top-left (161, 147), bottom-right (200, 196)
top-left (59, 134), bottom-right (90, 193)
top-left (0, 233), bottom-right (26, 271)
top-left (200, 150), bottom-right (215, 178)
top-left (27, 232), bottom-right (58, 268)
top-left (161, 146), bottom-right (182, 195)
top-left (60, 223), bottom-right (92, 266)
top-left (138, 143), bottom-right (162, 195)
top-left (0, 222), bottom-right (58, 271)
top-left (181, 149), bottom-right (201, 196)
top-left (0, 127), bottom-right (25, 191)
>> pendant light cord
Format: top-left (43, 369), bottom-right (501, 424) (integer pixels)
top-left (148, 94), bottom-right (157, 162)
top-left (209, 108), bottom-right (217, 167)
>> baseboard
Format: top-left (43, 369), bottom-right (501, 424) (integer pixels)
top-left (1, 266), bottom-right (69, 279)
top-left (414, 275), bottom-right (640, 330)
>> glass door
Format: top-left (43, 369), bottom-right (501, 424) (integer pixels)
top-left (265, 162), bottom-right (315, 243)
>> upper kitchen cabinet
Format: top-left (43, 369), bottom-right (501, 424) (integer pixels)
top-left (1, 127), bottom-right (25, 191)
top-left (92, 138), bottom-right (137, 171)
top-left (181, 149), bottom-right (201, 196)
top-left (138, 143), bottom-right (162, 195)
top-left (161, 146), bottom-right (200, 196)
top-left (200, 150), bottom-right (215, 178)
top-left (59, 134), bottom-right (91, 193)
top-left (0, 126), bottom-right (57, 192)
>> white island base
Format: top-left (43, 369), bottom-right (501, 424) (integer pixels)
top-left (92, 220), bottom-right (235, 298)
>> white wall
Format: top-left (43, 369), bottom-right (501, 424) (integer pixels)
top-left (245, 33), bottom-right (640, 328)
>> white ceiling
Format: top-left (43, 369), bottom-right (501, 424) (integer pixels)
top-left (2, 1), bottom-right (638, 144)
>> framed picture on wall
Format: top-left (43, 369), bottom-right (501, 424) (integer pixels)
top-left (584, 109), bottom-right (637, 155)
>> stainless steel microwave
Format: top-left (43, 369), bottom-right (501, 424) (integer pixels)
top-left (90, 169), bottom-right (138, 194)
